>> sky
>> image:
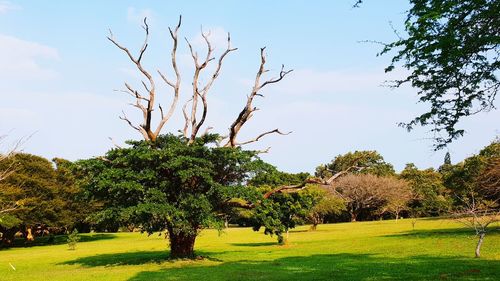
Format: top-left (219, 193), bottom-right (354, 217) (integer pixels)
top-left (0, 0), bottom-right (498, 173)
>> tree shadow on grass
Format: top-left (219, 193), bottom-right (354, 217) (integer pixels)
top-left (61, 250), bottom-right (169, 266)
top-left (384, 227), bottom-right (499, 239)
top-left (60, 250), bottom-right (230, 267)
top-left (230, 242), bottom-right (277, 247)
top-left (6, 233), bottom-right (117, 249)
top-left (127, 253), bottom-right (500, 281)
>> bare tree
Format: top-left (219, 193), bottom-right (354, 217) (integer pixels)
top-left (0, 135), bottom-right (22, 215)
top-left (330, 174), bottom-right (411, 222)
top-left (453, 195), bottom-right (499, 258)
top-left (108, 16), bottom-right (292, 148)
top-left (379, 179), bottom-right (413, 221)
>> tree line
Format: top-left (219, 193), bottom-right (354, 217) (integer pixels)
top-left (1, 138), bottom-right (498, 254)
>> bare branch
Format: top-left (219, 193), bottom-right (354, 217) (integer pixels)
top-left (225, 47), bottom-right (292, 147)
top-left (108, 137), bottom-right (123, 149)
top-left (238, 129), bottom-right (291, 146)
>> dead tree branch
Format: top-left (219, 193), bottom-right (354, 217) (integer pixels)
top-left (108, 16), bottom-right (181, 142)
top-left (225, 47), bottom-right (292, 147)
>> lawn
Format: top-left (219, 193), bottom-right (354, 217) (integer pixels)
top-left (0, 218), bottom-right (499, 281)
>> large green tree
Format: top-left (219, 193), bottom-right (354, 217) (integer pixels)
top-left (83, 16), bottom-right (293, 258)
top-left (381, 0), bottom-right (499, 149)
top-left (78, 134), bottom-right (263, 257)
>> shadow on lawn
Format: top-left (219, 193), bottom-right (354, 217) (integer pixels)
top-left (125, 253), bottom-right (499, 281)
top-left (385, 227), bottom-right (499, 239)
top-left (6, 233), bottom-right (116, 248)
top-left (230, 242), bottom-right (276, 247)
top-left (61, 250), bottom-right (169, 266)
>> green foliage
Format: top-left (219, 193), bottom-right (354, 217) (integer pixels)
top-left (252, 190), bottom-right (318, 244)
top-left (77, 134), bottom-right (261, 256)
top-left (305, 187), bottom-right (345, 230)
top-left (0, 154), bottom-right (78, 228)
top-left (245, 163), bottom-right (318, 243)
top-left (67, 229), bottom-right (80, 250)
top-left (248, 160), bottom-right (309, 187)
top-left (316, 150), bottom-right (395, 178)
top-left (401, 163), bottom-right (452, 216)
top-left (442, 140), bottom-right (500, 204)
top-left (381, 0), bottom-right (500, 149)
top-left (0, 214), bottom-right (21, 229)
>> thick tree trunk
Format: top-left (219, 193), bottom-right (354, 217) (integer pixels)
top-left (169, 231), bottom-right (197, 259)
top-left (475, 232), bottom-right (485, 258)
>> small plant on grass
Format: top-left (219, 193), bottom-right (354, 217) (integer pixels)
top-left (67, 229), bottom-right (80, 250)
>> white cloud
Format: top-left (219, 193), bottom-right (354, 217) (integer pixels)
top-left (0, 1), bottom-right (19, 14)
top-left (127, 7), bottom-right (153, 25)
top-left (0, 34), bottom-right (59, 81)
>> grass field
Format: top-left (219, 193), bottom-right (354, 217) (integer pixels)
top-left (0, 218), bottom-right (499, 281)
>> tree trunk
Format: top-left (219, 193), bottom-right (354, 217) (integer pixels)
top-left (351, 212), bottom-right (357, 222)
top-left (475, 232), bottom-right (485, 258)
top-left (310, 223), bottom-right (318, 231)
top-left (395, 212), bottom-right (399, 221)
top-left (169, 231), bottom-right (197, 259)
top-left (26, 227), bottom-right (34, 242)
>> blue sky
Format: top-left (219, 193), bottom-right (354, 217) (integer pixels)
top-left (1, 0), bottom-right (498, 173)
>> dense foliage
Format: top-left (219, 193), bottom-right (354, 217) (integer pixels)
top-left (315, 150), bottom-right (395, 178)
top-left (77, 134), bottom-right (264, 257)
top-left (0, 154), bottom-right (86, 245)
top-left (381, 0), bottom-right (499, 149)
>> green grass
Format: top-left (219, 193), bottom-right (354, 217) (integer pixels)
top-left (0, 218), bottom-right (499, 280)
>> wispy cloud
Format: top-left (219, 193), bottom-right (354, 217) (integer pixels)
top-left (0, 34), bottom-right (59, 81)
top-left (0, 1), bottom-right (19, 14)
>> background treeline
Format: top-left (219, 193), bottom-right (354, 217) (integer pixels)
top-left (0, 139), bottom-right (498, 246)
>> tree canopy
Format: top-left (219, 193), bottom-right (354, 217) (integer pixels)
top-left (315, 150), bottom-right (395, 179)
top-left (381, 0), bottom-right (499, 149)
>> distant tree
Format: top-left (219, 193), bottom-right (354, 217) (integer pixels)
top-left (380, 0), bottom-right (499, 149)
top-left (252, 188), bottom-right (319, 244)
top-left (477, 158), bottom-right (500, 199)
top-left (401, 163), bottom-right (451, 216)
top-left (245, 163), bottom-right (317, 243)
top-left (332, 174), bottom-right (410, 221)
top-left (0, 154), bottom-right (76, 245)
top-left (67, 229), bottom-right (80, 250)
top-left (315, 150), bottom-right (395, 179)
top-left (53, 158), bottom-right (99, 232)
top-left (306, 187), bottom-right (345, 230)
top-left (443, 140), bottom-right (500, 204)
top-left (380, 180), bottom-right (413, 221)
